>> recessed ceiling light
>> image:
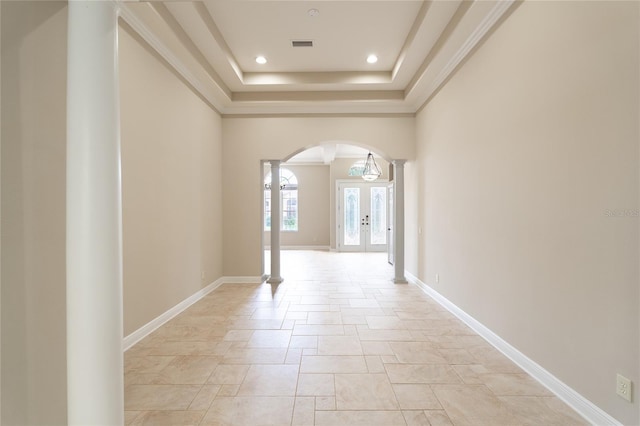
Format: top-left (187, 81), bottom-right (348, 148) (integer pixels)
top-left (366, 54), bottom-right (378, 64)
top-left (256, 56), bottom-right (267, 64)
top-left (308, 8), bottom-right (319, 17)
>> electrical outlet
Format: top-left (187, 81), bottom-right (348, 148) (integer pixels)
top-left (435, 273), bottom-right (439, 283)
top-left (201, 271), bottom-right (205, 281)
top-left (616, 374), bottom-right (632, 402)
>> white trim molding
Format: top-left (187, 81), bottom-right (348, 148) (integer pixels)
top-left (123, 276), bottom-right (263, 351)
top-left (405, 271), bottom-right (623, 426)
top-left (265, 246), bottom-right (330, 251)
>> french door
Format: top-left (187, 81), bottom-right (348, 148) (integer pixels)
top-left (338, 182), bottom-right (388, 252)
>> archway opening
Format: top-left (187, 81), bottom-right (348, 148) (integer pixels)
top-left (262, 142), bottom-right (402, 282)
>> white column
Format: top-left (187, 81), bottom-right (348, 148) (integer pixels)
top-left (268, 161), bottom-right (283, 283)
top-left (66, 2), bottom-right (124, 424)
top-left (393, 160), bottom-right (408, 284)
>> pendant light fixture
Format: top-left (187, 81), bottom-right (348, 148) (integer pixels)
top-left (362, 152), bottom-right (382, 181)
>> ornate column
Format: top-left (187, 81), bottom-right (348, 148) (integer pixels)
top-left (66, 1), bottom-right (124, 423)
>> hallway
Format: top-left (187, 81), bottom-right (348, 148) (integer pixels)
top-left (124, 251), bottom-right (586, 425)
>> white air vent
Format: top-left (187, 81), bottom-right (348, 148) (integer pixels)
top-left (292, 40), bottom-right (313, 47)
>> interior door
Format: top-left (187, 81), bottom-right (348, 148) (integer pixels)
top-left (338, 182), bottom-right (387, 252)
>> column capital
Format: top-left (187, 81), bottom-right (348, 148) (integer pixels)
top-left (392, 159), bottom-right (407, 167)
top-left (269, 160), bottom-right (281, 166)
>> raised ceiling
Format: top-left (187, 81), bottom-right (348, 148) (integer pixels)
top-left (119, 0), bottom-right (517, 115)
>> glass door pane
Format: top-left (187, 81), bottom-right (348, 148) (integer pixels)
top-left (344, 188), bottom-right (360, 246)
top-left (370, 187), bottom-right (386, 245)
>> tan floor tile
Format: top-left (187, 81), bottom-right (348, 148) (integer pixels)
top-left (357, 329), bottom-right (414, 341)
top-left (286, 347), bottom-right (303, 364)
top-left (124, 385), bottom-right (201, 410)
top-left (392, 384), bottom-right (442, 409)
top-left (307, 312), bottom-right (343, 324)
top-left (431, 384), bottom-right (522, 426)
top-left (317, 335), bottom-right (363, 355)
top-left (452, 364), bottom-right (491, 384)
top-left (222, 347), bottom-right (287, 364)
top-left (335, 373), bottom-right (399, 410)
top-left (385, 364), bottom-right (462, 384)
top-left (403, 410), bottom-right (431, 425)
top-left (481, 373), bottom-right (553, 396)
top-left (438, 348), bottom-right (476, 364)
top-left (289, 336), bottom-right (318, 348)
top-left (125, 411), bottom-right (142, 425)
top-left (315, 410), bottom-right (406, 425)
top-left (349, 299), bottom-right (381, 308)
top-left (217, 384), bottom-right (240, 396)
top-left (250, 307), bottom-right (288, 319)
top-left (292, 397), bottom-right (315, 426)
top-left (157, 356), bottom-right (220, 384)
top-left (468, 346), bottom-right (524, 373)
top-left (124, 251), bottom-right (585, 425)
top-left (293, 324), bottom-right (345, 335)
top-left (300, 355), bottom-right (368, 373)
top-left (147, 341), bottom-right (222, 356)
top-left (499, 396), bottom-right (588, 425)
top-left (366, 315), bottom-right (406, 330)
top-left (207, 364), bottom-right (250, 385)
top-left (237, 364), bottom-right (299, 396)
top-left (222, 330), bottom-right (253, 342)
top-left (361, 341), bottom-right (395, 355)
top-left (188, 385), bottom-right (220, 410)
top-left (226, 318), bottom-right (284, 330)
top-left (297, 373), bottom-right (335, 396)
top-left (125, 356), bottom-right (175, 374)
top-left (365, 355), bottom-right (386, 373)
top-left (315, 396), bottom-right (336, 410)
top-left (390, 342), bottom-right (447, 364)
top-left (201, 396), bottom-right (295, 425)
top-left (129, 410), bottom-right (204, 425)
top-left (246, 330), bottom-right (292, 348)
top-left (424, 409), bottom-right (454, 426)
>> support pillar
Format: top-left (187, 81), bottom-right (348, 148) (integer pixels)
top-left (66, 1), bottom-right (123, 424)
top-left (268, 161), bottom-right (283, 283)
top-left (393, 160), bottom-right (407, 283)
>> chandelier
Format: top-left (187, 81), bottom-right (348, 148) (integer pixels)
top-left (362, 152), bottom-right (382, 181)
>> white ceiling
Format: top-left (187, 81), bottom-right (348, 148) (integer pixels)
top-left (119, 0), bottom-right (517, 115)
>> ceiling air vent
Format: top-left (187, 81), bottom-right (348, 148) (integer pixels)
top-left (292, 40), bottom-right (313, 48)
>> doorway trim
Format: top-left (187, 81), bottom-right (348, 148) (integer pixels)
top-left (336, 179), bottom-right (389, 252)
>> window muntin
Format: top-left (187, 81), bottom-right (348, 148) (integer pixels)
top-left (264, 168), bottom-right (298, 232)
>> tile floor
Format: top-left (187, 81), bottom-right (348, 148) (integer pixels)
top-left (124, 251), bottom-right (587, 425)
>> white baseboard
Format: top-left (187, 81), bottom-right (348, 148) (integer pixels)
top-left (265, 246), bottom-right (330, 251)
top-left (123, 276), bottom-right (263, 351)
top-left (405, 271), bottom-right (622, 426)
top-left (221, 276), bottom-right (264, 284)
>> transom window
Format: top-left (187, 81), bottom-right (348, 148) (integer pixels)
top-left (348, 160), bottom-right (366, 177)
top-left (264, 168), bottom-right (298, 232)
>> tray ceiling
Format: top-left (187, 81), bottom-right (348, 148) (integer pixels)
top-left (119, 0), bottom-right (517, 115)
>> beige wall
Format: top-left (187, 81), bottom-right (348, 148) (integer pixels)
top-left (119, 26), bottom-right (224, 336)
top-left (1, 2), bottom-right (68, 424)
top-left (411, 1), bottom-right (639, 424)
top-left (222, 116), bottom-right (414, 276)
top-left (264, 164), bottom-right (331, 247)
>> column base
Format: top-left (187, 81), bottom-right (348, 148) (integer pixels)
top-left (393, 277), bottom-right (408, 284)
top-left (267, 276), bottom-right (283, 284)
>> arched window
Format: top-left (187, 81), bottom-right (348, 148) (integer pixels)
top-left (348, 160), bottom-right (366, 177)
top-left (264, 168), bottom-right (298, 231)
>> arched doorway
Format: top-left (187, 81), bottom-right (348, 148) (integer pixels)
top-left (262, 142), bottom-right (406, 284)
